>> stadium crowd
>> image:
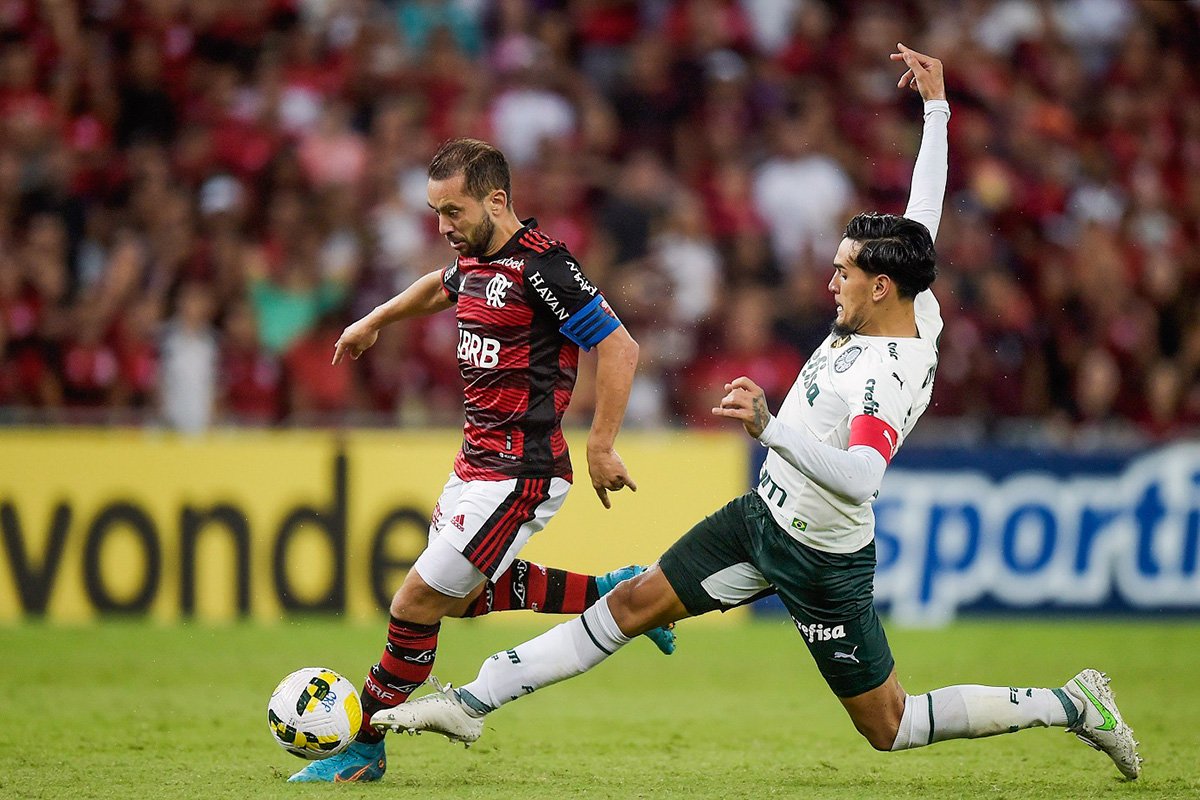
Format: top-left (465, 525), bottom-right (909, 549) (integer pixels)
top-left (0, 0), bottom-right (1198, 448)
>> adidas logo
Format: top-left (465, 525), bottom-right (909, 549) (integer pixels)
top-left (451, 514), bottom-right (465, 531)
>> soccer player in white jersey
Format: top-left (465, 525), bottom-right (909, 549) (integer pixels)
top-left (373, 44), bottom-right (1142, 781)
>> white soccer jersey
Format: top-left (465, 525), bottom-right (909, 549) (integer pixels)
top-left (757, 291), bottom-right (941, 552)
top-left (755, 98), bottom-right (951, 553)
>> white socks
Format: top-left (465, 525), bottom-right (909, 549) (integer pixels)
top-left (457, 596), bottom-right (632, 714)
top-left (890, 685), bottom-right (1082, 750)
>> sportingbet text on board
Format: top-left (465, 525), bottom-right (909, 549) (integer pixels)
top-left (872, 443), bottom-right (1200, 624)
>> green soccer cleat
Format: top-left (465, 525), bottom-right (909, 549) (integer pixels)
top-left (287, 739), bottom-right (386, 783)
top-left (596, 564), bottom-right (676, 655)
top-left (1063, 669), bottom-right (1142, 780)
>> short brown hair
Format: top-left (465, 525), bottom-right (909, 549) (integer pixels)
top-left (427, 138), bottom-right (512, 205)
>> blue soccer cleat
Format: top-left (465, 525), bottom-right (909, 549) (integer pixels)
top-left (596, 565), bottom-right (676, 655)
top-left (287, 738), bottom-right (386, 783)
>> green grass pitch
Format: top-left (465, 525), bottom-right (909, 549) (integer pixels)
top-left (4, 618), bottom-right (1198, 799)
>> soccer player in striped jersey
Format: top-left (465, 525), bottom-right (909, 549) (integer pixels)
top-left (377, 46), bottom-right (1142, 782)
top-left (287, 138), bottom-right (674, 783)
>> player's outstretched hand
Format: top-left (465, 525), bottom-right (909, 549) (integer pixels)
top-left (587, 445), bottom-right (638, 510)
top-left (891, 42), bottom-right (945, 102)
top-left (712, 376), bottom-right (771, 439)
top-left (331, 318), bottom-right (380, 365)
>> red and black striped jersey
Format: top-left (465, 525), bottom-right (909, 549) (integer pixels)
top-left (440, 220), bottom-right (621, 482)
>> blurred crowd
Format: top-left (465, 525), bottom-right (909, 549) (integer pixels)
top-left (1, 0), bottom-right (1198, 448)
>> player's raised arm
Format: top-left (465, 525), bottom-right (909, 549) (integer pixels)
top-left (891, 43), bottom-right (950, 243)
top-left (332, 267), bottom-right (455, 364)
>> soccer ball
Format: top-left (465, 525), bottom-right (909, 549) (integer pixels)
top-left (267, 667), bottom-right (361, 760)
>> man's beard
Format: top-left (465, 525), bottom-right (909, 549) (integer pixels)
top-left (830, 319), bottom-right (862, 338)
top-left (461, 215), bottom-right (496, 258)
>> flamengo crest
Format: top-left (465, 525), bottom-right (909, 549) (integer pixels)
top-left (486, 273), bottom-right (514, 308)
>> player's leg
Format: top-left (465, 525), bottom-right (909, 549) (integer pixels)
top-left (370, 567), bottom-right (690, 743)
top-left (288, 476), bottom-right (486, 782)
top-left (449, 491), bottom-right (774, 716)
top-left (457, 565), bottom-right (689, 711)
top-left (848, 669), bottom-right (1073, 750)
top-left (760, 527), bottom-right (1142, 779)
top-left (287, 566), bottom-right (466, 782)
top-left (292, 474), bottom-right (522, 782)
top-left (455, 557), bottom-right (598, 616)
top-left (358, 476), bottom-right (562, 736)
top-left (372, 492), bottom-right (771, 741)
top-left (867, 668), bottom-right (1141, 779)
top-left (456, 560), bottom-right (676, 654)
top-left (443, 477), bottom-right (675, 653)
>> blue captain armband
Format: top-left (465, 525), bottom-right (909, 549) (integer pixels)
top-left (561, 294), bottom-right (621, 351)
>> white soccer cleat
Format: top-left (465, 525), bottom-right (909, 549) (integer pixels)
top-left (1063, 669), bottom-right (1142, 780)
top-left (371, 680), bottom-right (485, 745)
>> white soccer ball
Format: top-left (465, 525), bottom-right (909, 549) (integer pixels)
top-left (267, 667), bottom-right (361, 760)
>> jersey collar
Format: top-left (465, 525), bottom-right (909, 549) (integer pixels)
top-left (486, 218), bottom-right (539, 260)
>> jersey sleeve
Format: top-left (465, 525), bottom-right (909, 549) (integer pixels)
top-left (903, 99), bottom-right (950, 242)
top-left (525, 253), bottom-right (622, 351)
top-left (839, 350), bottom-right (908, 463)
top-left (441, 260), bottom-right (462, 302)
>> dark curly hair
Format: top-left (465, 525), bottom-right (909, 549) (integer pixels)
top-left (843, 212), bottom-right (937, 298)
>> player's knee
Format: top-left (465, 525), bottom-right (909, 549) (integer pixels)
top-left (604, 577), bottom-right (656, 635)
top-left (849, 713), bottom-right (900, 751)
top-left (605, 571), bottom-right (681, 636)
top-left (389, 570), bottom-right (456, 622)
top-left (603, 580), bottom-right (641, 631)
top-left (862, 722), bottom-right (899, 752)
top-left (847, 687), bottom-right (905, 751)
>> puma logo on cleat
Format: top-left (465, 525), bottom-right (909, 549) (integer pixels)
top-left (832, 645), bottom-right (860, 663)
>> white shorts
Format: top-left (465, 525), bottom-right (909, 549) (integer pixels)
top-left (412, 473), bottom-right (571, 598)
